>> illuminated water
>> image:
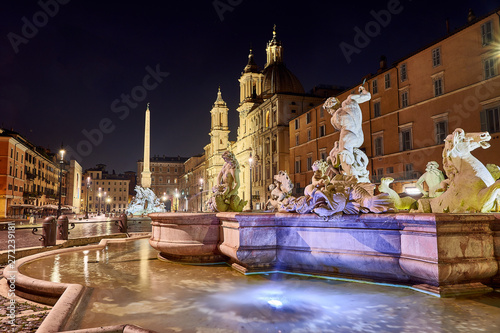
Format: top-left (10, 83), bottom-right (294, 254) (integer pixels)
top-left (20, 239), bottom-right (500, 332)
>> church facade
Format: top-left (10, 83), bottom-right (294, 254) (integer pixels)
top-left (201, 28), bottom-right (326, 209)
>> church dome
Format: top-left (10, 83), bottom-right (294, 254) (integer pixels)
top-left (262, 63), bottom-right (304, 96)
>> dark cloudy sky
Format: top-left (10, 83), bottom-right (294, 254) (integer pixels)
top-left (1, 0), bottom-right (498, 173)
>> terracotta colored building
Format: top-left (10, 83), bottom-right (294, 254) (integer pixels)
top-left (290, 10), bottom-right (500, 194)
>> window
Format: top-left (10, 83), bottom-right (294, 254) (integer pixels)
top-left (295, 134), bottom-right (299, 146)
top-left (482, 21), bottom-right (493, 46)
top-left (295, 119), bottom-right (299, 129)
top-left (374, 101), bottom-right (381, 117)
top-left (320, 149), bottom-right (327, 161)
top-left (481, 107), bottom-right (500, 133)
top-left (377, 168), bottom-right (383, 178)
top-left (432, 47), bottom-right (441, 67)
top-left (307, 157), bottom-right (312, 170)
top-left (374, 136), bottom-right (383, 156)
top-left (320, 108), bottom-right (324, 118)
top-left (484, 58), bottom-right (497, 79)
top-left (295, 160), bottom-right (301, 173)
top-left (384, 73), bottom-right (391, 89)
top-left (386, 167), bottom-right (394, 174)
top-left (306, 112), bottom-right (311, 124)
top-left (433, 78), bottom-right (443, 97)
top-left (399, 125), bottom-right (413, 151)
top-left (152, 167), bottom-right (155, 171)
top-left (307, 129), bottom-right (311, 141)
top-left (401, 91), bottom-right (408, 108)
top-left (372, 80), bottom-right (378, 94)
top-left (435, 120), bottom-right (448, 144)
top-left (319, 124), bottom-right (326, 137)
top-left (405, 163), bottom-right (414, 178)
top-left (400, 63), bottom-right (407, 81)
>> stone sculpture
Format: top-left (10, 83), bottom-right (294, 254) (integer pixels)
top-left (282, 174), bottom-right (393, 217)
top-left (378, 177), bottom-right (417, 211)
top-left (265, 170), bottom-right (294, 211)
top-left (415, 161), bottom-right (445, 198)
top-left (324, 85), bottom-right (371, 183)
top-left (126, 186), bottom-right (166, 216)
top-left (415, 128), bottom-right (500, 213)
top-left (304, 160), bottom-right (329, 197)
top-left (207, 151), bottom-right (247, 212)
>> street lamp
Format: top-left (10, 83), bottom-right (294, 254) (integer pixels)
top-left (57, 147), bottom-right (65, 218)
top-left (249, 156), bottom-right (253, 211)
top-left (175, 188), bottom-right (179, 212)
top-left (106, 197), bottom-right (111, 213)
top-left (98, 188), bottom-right (102, 216)
top-left (84, 176), bottom-right (90, 219)
top-left (199, 178), bottom-right (204, 213)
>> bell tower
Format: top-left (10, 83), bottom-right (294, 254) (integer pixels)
top-left (210, 87), bottom-right (230, 152)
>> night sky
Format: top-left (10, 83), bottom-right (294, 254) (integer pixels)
top-left (1, 0), bottom-right (498, 173)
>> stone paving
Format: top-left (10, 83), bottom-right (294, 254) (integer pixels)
top-left (0, 273), bottom-right (51, 333)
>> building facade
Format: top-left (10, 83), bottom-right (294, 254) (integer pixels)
top-left (180, 154), bottom-right (206, 212)
top-left (0, 128), bottom-right (70, 217)
top-left (82, 165), bottom-right (130, 215)
top-left (137, 156), bottom-right (188, 211)
top-left (290, 11), bottom-right (500, 194)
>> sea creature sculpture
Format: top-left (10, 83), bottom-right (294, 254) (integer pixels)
top-left (207, 151), bottom-right (247, 212)
top-left (378, 177), bottom-right (417, 211)
top-left (416, 128), bottom-right (500, 213)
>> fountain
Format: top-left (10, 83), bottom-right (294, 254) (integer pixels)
top-left (5, 85), bottom-right (500, 332)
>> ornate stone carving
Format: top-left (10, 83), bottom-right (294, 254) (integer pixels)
top-left (126, 186), bottom-right (165, 216)
top-left (265, 170), bottom-right (294, 211)
top-left (207, 151), bottom-right (247, 212)
top-left (416, 128), bottom-right (500, 213)
top-left (415, 161), bottom-right (445, 198)
top-left (379, 177), bottom-right (417, 211)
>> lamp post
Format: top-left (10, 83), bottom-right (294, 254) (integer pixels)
top-left (249, 156), bottom-right (253, 211)
top-left (106, 197), bottom-right (111, 213)
top-left (162, 192), bottom-right (167, 211)
top-left (175, 188), bottom-right (179, 212)
top-left (98, 188), bottom-right (102, 216)
top-left (199, 178), bottom-right (204, 213)
top-left (84, 176), bottom-right (90, 219)
top-left (103, 191), bottom-right (107, 215)
top-left (57, 147), bottom-right (65, 218)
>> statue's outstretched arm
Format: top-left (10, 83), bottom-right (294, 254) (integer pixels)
top-left (351, 86), bottom-right (371, 104)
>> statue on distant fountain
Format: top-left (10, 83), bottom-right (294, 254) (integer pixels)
top-left (126, 186), bottom-right (166, 216)
top-left (324, 85), bottom-right (371, 183)
top-left (207, 151), bottom-right (247, 212)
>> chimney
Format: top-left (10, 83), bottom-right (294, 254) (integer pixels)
top-left (467, 8), bottom-right (476, 23)
top-left (379, 55), bottom-right (387, 71)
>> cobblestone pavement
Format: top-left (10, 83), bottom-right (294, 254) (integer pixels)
top-left (0, 218), bottom-right (152, 251)
top-left (0, 277), bottom-right (51, 333)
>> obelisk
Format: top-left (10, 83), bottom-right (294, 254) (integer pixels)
top-left (141, 103), bottom-right (152, 188)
